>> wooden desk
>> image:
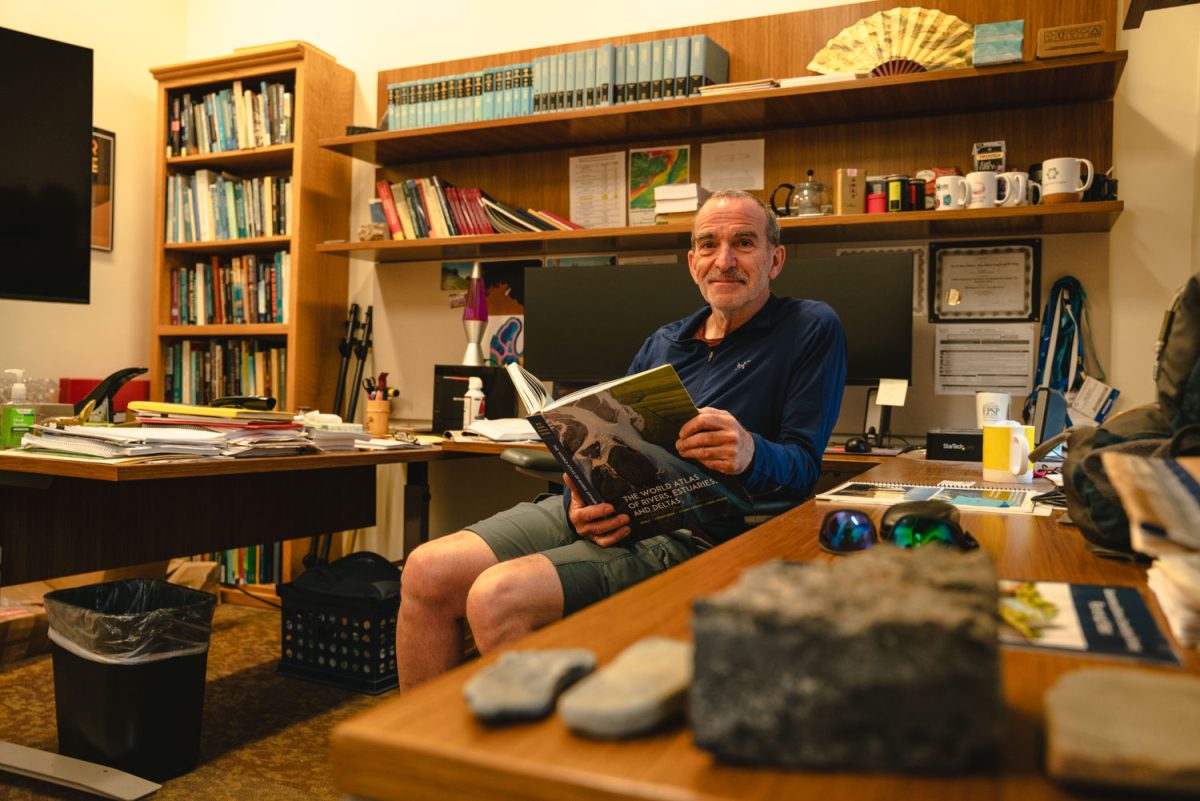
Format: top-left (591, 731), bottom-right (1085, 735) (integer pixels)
top-left (0, 448), bottom-right (463, 586)
top-left (331, 458), bottom-right (1197, 801)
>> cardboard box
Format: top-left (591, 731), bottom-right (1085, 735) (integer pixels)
top-left (833, 168), bottom-right (864, 215)
top-left (1036, 20), bottom-right (1105, 60)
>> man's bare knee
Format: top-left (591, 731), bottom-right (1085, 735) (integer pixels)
top-left (402, 531), bottom-right (497, 613)
top-left (466, 556), bottom-right (563, 653)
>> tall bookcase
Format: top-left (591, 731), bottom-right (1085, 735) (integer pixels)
top-left (318, 0), bottom-right (1122, 265)
top-left (149, 42), bottom-right (354, 413)
top-left (149, 43), bottom-right (354, 605)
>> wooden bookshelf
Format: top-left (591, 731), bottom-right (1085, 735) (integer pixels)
top-left (148, 42), bottom-right (353, 597)
top-left (149, 42), bottom-right (354, 413)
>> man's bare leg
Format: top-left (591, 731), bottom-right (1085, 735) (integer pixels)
top-left (396, 530), bottom-right (498, 690)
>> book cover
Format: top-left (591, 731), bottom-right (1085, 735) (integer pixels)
top-left (651, 39), bottom-right (665, 100)
top-left (614, 43), bottom-right (627, 105)
top-left (507, 362), bottom-right (752, 538)
top-left (673, 35), bottom-right (690, 98)
top-left (584, 48), bottom-right (597, 107)
top-left (998, 580), bottom-right (1179, 665)
top-left (661, 38), bottom-right (676, 99)
top-left (624, 43), bottom-right (638, 104)
top-left (375, 180), bottom-right (404, 240)
top-left (637, 41), bottom-right (652, 101)
top-left (689, 34), bottom-right (730, 96)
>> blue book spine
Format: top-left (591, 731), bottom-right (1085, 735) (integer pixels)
top-left (522, 63), bottom-right (533, 116)
top-left (584, 48), bottom-right (597, 107)
top-left (574, 49), bottom-right (587, 109)
top-left (625, 43), bottom-right (639, 104)
top-left (472, 72), bottom-right (483, 121)
top-left (637, 41), bottom-right (652, 101)
top-left (651, 39), bottom-right (665, 101)
top-left (502, 65), bottom-right (514, 118)
top-left (481, 69), bottom-right (495, 120)
top-left (689, 34), bottom-right (730, 95)
top-left (673, 36), bottom-right (690, 98)
top-left (596, 43), bottom-right (615, 107)
top-left (564, 52), bottom-right (577, 110)
top-left (614, 44), bottom-right (627, 105)
top-left (555, 52), bottom-right (567, 111)
top-left (662, 38), bottom-right (676, 98)
top-left (533, 56), bottom-right (544, 113)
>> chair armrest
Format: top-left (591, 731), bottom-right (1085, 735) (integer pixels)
top-left (500, 448), bottom-right (560, 472)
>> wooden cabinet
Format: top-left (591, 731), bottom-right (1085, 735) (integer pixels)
top-left (317, 1), bottom-right (1122, 265)
top-left (149, 42), bottom-right (354, 413)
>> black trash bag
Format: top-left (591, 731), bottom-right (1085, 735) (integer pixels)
top-left (290, 551), bottom-right (400, 600)
top-left (44, 578), bottom-right (216, 664)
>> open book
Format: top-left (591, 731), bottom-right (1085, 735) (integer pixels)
top-left (506, 362), bottom-right (752, 538)
top-left (816, 479), bottom-right (1037, 514)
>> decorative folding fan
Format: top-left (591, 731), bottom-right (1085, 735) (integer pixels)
top-left (808, 7), bottom-right (974, 77)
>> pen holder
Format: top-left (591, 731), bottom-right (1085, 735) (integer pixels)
top-left (365, 398), bottom-right (390, 438)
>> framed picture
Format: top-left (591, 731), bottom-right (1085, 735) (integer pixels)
top-left (91, 128), bottom-right (115, 251)
top-left (929, 239), bottom-right (1041, 322)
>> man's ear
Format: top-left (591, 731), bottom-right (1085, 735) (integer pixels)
top-left (768, 245), bottom-right (786, 279)
top-left (687, 248), bottom-right (700, 283)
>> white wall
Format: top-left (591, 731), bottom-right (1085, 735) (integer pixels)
top-left (0, 0), bottom-right (186, 379)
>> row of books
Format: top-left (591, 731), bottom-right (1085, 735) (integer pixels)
top-left (372, 177), bottom-right (580, 241)
top-left (165, 169), bottom-right (291, 243)
top-left (205, 545), bottom-right (285, 586)
top-left (169, 251), bottom-right (290, 326)
top-left (384, 35), bottom-right (728, 130)
top-left (167, 79), bottom-right (294, 157)
top-left (162, 338), bottom-right (287, 408)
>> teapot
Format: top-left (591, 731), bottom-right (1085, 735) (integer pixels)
top-left (770, 169), bottom-right (825, 217)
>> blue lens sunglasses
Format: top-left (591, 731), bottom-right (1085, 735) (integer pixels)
top-left (819, 508), bottom-right (979, 554)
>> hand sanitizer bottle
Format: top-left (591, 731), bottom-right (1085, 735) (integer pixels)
top-left (2, 369), bottom-right (35, 449)
top-left (462, 377), bottom-right (486, 430)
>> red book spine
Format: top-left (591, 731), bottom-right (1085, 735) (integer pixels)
top-left (464, 187), bottom-right (493, 234)
top-left (446, 187), bottom-right (476, 235)
top-left (375, 179), bottom-right (404, 240)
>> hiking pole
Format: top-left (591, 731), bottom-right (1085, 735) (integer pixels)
top-left (333, 303), bottom-right (361, 419)
top-left (346, 305), bottom-right (374, 422)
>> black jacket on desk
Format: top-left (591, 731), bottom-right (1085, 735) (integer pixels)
top-left (627, 293), bottom-right (847, 500)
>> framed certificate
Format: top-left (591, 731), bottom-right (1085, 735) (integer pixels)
top-left (928, 239), bottom-right (1040, 322)
top-left (91, 128), bottom-right (115, 252)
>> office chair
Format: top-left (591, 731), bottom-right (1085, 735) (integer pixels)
top-left (499, 447), bottom-right (802, 525)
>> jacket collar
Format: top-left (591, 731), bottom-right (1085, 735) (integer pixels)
top-left (668, 293), bottom-right (782, 343)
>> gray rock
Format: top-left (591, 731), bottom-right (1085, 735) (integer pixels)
top-left (1045, 667), bottom-right (1200, 795)
top-left (558, 637), bottom-right (693, 738)
top-left (463, 648), bottom-right (596, 724)
top-left (691, 547), bottom-right (1001, 771)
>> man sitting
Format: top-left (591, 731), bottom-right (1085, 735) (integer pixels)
top-left (396, 190), bottom-right (847, 689)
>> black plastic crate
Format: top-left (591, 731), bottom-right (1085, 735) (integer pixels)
top-left (276, 562), bottom-right (399, 695)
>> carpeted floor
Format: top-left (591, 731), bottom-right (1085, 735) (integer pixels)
top-left (0, 603), bottom-right (395, 800)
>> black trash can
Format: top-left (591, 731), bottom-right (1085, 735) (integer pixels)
top-left (43, 578), bottom-right (217, 782)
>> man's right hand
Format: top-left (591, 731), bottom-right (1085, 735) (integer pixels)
top-left (563, 474), bottom-right (631, 547)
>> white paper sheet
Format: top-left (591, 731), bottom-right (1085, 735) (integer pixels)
top-left (569, 151), bottom-right (626, 229)
top-left (700, 139), bottom-right (764, 192)
top-left (934, 323), bottom-right (1036, 396)
top-left (876, 378), bottom-right (909, 406)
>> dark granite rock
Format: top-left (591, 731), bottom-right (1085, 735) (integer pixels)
top-left (691, 546), bottom-right (1001, 771)
top-left (463, 648), bottom-right (596, 724)
top-left (558, 637), bottom-right (692, 738)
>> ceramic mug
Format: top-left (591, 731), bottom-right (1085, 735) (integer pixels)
top-left (975, 391), bottom-right (1011, 428)
top-left (998, 172), bottom-right (1033, 207)
top-left (966, 171), bottom-right (1018, 209)
top-left (935, 175), bottom-right (969, 210)
top-left (1042, 157), bottom-right (1094, 204)
top-left (982, 421), bottom-right (1034, 484)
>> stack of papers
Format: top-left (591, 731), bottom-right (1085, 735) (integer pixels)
top-left (22, 425), bottom-right (226, 459)
top-left (459, 418), bottom-right (538, 442)
top-left (128, 400), bottom-right (298, 427)
top-left (1103, 453), bottom-right (1200, 646)
top-left (306, 421), bottom-right (369, 452)
top-left (697, 78), bottom-right (779, 95)
top-left (777, 72), bottom-right (868, 88)
top-left (653, 183), bottom-right (712, 215)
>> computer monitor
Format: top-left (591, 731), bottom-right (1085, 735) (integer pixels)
top-left (523, 252), bottom-right (913, 386)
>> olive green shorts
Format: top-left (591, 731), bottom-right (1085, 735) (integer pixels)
top-left (467, 495), bottom-right (711, 616)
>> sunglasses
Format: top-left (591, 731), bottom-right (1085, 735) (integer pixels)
top-left (818, 509), bottom-right (979, 554)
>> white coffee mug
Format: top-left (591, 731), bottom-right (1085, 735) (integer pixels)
top-left (1042, 157), bottom-right (1093, 203)
top-left (975, 391), bottom-right (1011, 428)
top-left (982, 420), bottom-right (1034, 484)
top-left (966, 171), bottom-right (999, 209)
top-left (935, 175), bottom-right (969, 211)
top-left (998, 172), bottom-right (1031, 207)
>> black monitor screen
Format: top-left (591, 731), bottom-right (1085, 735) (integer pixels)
top-left (0, 27), bottom-right (93, 304)
top-left (524, 253), bottom-right (913, 386)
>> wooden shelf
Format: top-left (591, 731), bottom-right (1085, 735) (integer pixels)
top-left (318, 202), bottom-right (1124, 263)
top-left (155, 323), bottom-right (290, 337)
top-left (1124, 0), bottom-right (1200, 28)
top-left (166, 143), bottom-right (294, 172)
top-left (321, 52), bottom-right (1126, 166)
top-left (164, 235), bottom-right (292, 254)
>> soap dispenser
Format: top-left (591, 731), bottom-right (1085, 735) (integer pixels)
top-left (2, 369), bottom-right (35, 448)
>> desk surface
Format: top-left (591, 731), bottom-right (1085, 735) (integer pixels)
top-left (331, 458), bottom-right (1196, 801)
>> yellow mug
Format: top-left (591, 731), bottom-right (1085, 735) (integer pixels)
top-left (982, 421), bottom-right (1034, 484)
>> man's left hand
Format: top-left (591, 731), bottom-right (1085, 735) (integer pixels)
top-left (676, 407), bottom-right (755, 474)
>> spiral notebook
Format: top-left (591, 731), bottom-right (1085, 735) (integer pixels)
top-left (815, 479), bottom-right (1037, 514)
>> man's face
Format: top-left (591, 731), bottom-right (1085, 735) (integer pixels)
top-left (687, 197), bottom-right (785, 319)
